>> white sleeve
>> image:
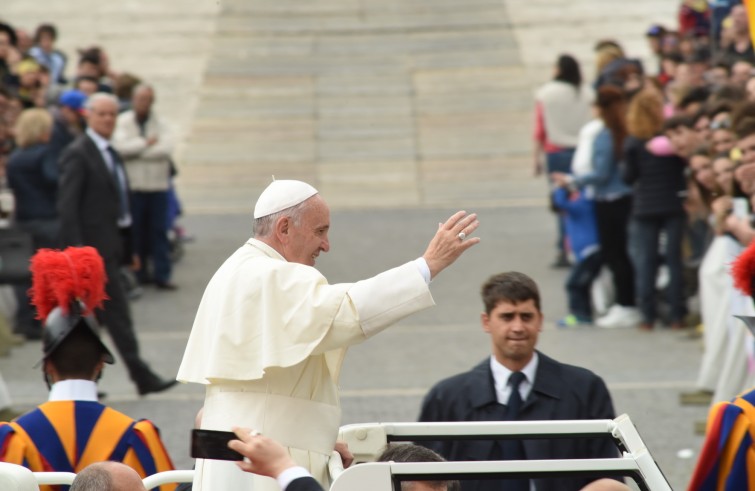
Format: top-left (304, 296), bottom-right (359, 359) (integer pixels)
top-left (278, 466), bottom-right (312, 490)
top-left (413, 257), bottom-right (431, 284)
top-left (347, 261), bottom-right (435, 337)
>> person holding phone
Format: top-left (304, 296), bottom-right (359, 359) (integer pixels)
top-left (226, 427), bottom-right (324, 491)
top-left (178, 179), bottom-right (480, 491)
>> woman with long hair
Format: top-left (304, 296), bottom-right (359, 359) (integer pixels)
top-left (623, 88), bottom-right (688, 330)
top-left (554, 85), bottom-right (640, 328)
top-left (533, 54), bottom-right (593, 267)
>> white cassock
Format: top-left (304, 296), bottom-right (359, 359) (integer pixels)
top-left (696, 235), bottom-right (740, 391)
top-left (177, 238), bottom-right (435, 490)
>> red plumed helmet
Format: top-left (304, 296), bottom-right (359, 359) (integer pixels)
top-left (29, 246), bottom-right (108, 321)
top-left (732, 240), bottom-right (755, 299)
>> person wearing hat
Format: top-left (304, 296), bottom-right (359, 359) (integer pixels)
top-left (687, 239), bottom-right (755, 490)
top-left (49, 89), bottom-right (86, 168)
top-left (178, 179), bottom-right (480, 491)
top-left (0, 247), bottom-right (176, 491)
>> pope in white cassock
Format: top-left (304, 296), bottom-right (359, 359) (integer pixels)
top-left (177, 180), bottom-right (479, 490)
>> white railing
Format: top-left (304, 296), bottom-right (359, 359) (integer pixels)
top-left (0, 414), bottom-right (671, 491)
top-left (331, 414), bottom-right (671, 491)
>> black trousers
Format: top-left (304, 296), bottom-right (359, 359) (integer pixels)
top-left (97, 259), bottom-right (155, 385)
top-left (594, 196), bottom-right (635, 307)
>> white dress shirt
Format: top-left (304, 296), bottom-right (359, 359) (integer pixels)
top-left (86, 127), bottom-right (132, 228)
top-left (489, 353), bottom-right (539, 405)
top-left (48, 379), bottom-right (99, 402)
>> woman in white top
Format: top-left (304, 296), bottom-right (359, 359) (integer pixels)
top-left (534, 54), bottom-right (594, 267)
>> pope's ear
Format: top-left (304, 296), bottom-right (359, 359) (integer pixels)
top-left (274, 216), bottom-right (291, 240)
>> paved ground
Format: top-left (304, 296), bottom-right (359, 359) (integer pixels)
top-left (0, 209), bottom-right (706, 490)
top-left (0, 1), bottom-right (708, 490)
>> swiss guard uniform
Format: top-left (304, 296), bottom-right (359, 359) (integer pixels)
top-left (0, 247), bottom-right (176, 490)
top-left (0, 400), bottom-right (174, 490)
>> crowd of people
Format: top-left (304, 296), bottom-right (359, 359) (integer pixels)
top-left (0, 15), bottom-right (191, 405)
top-left (534, 1), bottom-right (755, 487)
top-left (534, 2), bottom-right (755, 340)
top-left (0, 17), bottom-right (186, 339)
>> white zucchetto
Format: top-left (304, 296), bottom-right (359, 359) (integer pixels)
top-left (253, 180), bottom-right (319, 219)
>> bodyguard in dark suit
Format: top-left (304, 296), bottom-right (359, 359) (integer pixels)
top-left (419, 272), bottom-right (618, 491)
top-left (57, 92), bottom-right (176, 396)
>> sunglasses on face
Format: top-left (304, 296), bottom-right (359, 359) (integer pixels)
top-left (710, 119), bottom-right (731, 130)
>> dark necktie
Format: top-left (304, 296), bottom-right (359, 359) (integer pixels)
top-left (506, 371), bottom-right (526, 419)
top-left (500, 372), bottom-right (528, 491)
top-left (106, 146), bottom-right (130, 222)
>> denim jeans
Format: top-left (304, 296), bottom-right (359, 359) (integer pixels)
top-left (566, 252), bottom-right (602, 321)
top-left (131, 191), bottom-right (171, 284)
top-left (595, 196), bottom-right (635, 307)
top-left (546, 148), bottom-right (575, 255)
top-left (630, 214), bottom-right (687, 324)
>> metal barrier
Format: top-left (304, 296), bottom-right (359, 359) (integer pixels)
top-left (332, 414), bottom-right (672, 491)
top-left (33, 471), bottom-right (75, 485)
top-left (0, 462), bottom-right (39, 491)
top-left (0, 465), bottom-right (190, 491)
top-left (0, 414), bottom-right (670, 491)
top-left (142, 469), bottom-right (194, 488)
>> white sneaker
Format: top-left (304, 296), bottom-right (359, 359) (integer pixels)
top-left (596, 305), bottom-right (642, 329)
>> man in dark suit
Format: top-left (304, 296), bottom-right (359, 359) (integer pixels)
top-left (57, 92), bottom-right (176, 396)
top-left (419, 272), bottom-right (618, 491)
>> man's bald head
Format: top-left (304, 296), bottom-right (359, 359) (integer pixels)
top-left (70, 461), bottom-right (147, 491)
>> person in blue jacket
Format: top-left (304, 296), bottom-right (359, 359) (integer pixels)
top-left (551, 186), bottom-right (601, 326)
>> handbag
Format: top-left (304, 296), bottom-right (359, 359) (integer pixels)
top-left (0, 227), bottom-right (34, 284)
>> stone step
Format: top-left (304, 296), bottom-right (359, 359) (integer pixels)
top-left (222, 0), bottom-right (503, 15)
top-left (318, 137), bottom-right (417, 162)
top-left (216, 9), bottom-right (509, 35)
top-left (412, 66), bottom-right (538, 93)
top-left (211, 30), bottom-right (517, 58)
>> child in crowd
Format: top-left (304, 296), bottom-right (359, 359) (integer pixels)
top-left (552, 185), bottom-right (602, 326)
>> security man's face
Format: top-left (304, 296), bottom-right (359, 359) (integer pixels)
top-left (482, 299), bottom-right (542, 368)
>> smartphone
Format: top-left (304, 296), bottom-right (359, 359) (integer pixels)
top-left (190, 429), bottom-right (244, 461)
top-left (733, 197), bottom-right (749, 219)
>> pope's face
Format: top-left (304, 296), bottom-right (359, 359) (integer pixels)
top-left (283, 195), bottom-right (330, 266)
top-left (482, 299), bottom-right (542, 368)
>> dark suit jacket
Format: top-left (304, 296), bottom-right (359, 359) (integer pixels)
top-left (418, 352), bottom-right (618, 491)
top-left (57, 133), bottom-right (126, 262)
top-left (287, 476), bottom-right (323, 491)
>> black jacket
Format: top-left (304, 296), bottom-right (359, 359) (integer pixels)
top-left (418, 352), bottom-right (618, 491)
top-left (623, 136), bottom-right (687, 218)
top-left (57, 133), bottom-right (128, 263)
top-left (288, 477), bottom-right (324, 491)
top-left (7, 143), bottom-right (58, 221)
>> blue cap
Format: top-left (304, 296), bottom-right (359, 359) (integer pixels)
top-left (646, 24), bottom-right (665, 37)
top-left (59, 89), bottom-right (87, 113)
